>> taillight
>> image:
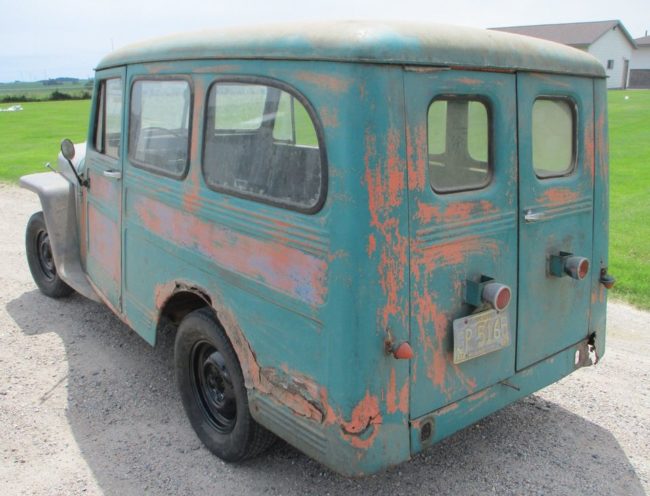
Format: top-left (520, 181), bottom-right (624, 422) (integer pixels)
top-left (565, 256), bottom-right (589, 280)
top-left (482, 283), bottom-right (511, 311)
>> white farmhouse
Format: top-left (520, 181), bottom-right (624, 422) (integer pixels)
top-left (630, 35), bottom-right (650, 88)
top-left (491, 20), bottom-right (637, 89)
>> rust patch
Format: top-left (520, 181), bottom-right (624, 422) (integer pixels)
top-left (87, 205), bottom-right (120, 283)
top-left (367, 234), bottom-right (377, 257)
top-left (147, 64), bottom-right (176, 74)
top-left (339, 392), bottom-right (382, 449)
top-left (386, 368), bottom-right (409, 414)
top-left (416, 236), bottom-right (499, 270)
top-left (538, 188), bottom-right (580, 205)
top-left (319, 107), bottom-right (339, 128)
top-left (293, 71), bottom-right (351, 93)
top-left (364, 128), bottom-right (409, 328)
top-left (135, 196), bottom-right (327, 305)
top-left (180, 298), bottom-right (384, 449)
top-left (194, 64), bottom-right (242, 74)
top-left (415, 200), bottom-right (498, 224)
top-left (457, 77), bottom-right (483, 86)
top-left (406, 124), bottom-right (428, 192)
top-left (90, 172), bottom-right (118, 205)
top-left (213, 303), bottom-right (327, 422)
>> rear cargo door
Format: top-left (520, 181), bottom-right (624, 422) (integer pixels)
top-left (405, 70), bottom-right (518, 418)
top-left (516, 74), bottom-right (594, 370)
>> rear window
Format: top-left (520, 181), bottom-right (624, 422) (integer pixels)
top-left (203, 81), bottom-right (325, 212)
top-left (128, 79), bottom-right (192, 178)
top-left (427, 98), bottom-right (490, 193)
top-left (532, 98), bottom-right (576, 178)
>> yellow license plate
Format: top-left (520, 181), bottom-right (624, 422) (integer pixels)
top-left (453, 309), bottom-right (510, 364)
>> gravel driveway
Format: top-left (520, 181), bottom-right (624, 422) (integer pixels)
top-left (1, 183), bottom-right (648, 495)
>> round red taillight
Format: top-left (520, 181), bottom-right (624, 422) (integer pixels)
top-left (565, 256), bottom-right (590, 280)
top-left (495, 286), bottom-right (511, 311)
top-left (482, 283), bottom-right (511, 311)
top-left (578, 259), bottom-right (590, 280)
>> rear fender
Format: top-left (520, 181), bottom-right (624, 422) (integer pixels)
top-left (20, 172), bottom-right (101, 302)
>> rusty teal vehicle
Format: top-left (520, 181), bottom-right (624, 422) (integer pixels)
top-left (20, 21), bottom-right (616, 476)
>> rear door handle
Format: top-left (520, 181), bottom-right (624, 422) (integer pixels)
top-left (524, 209), bottom-right (545, 223)
top-left (103, 170), bottom-right (122, 180)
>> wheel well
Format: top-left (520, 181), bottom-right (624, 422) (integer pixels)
top-left (157, 289), bottom-right (212, 339)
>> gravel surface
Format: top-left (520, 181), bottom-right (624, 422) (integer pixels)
top-left (1, 183), bottom-right (648, 495)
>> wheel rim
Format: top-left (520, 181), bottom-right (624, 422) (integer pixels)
top-left (36, 230), bottom-right (56, 281)
top-left (190, 341), bottom-right (237, 434)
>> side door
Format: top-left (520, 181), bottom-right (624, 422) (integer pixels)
top-left (516, 74), bottom-right (594, 370)
top-left (405, 70), bottom-right (518, 418)
top-left (84, 68), bottom-right (125, 311)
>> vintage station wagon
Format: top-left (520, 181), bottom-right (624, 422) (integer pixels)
top-left (21, 21), bottom-right (615, 476)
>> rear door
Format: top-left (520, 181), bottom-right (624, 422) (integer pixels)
top-left (84, 69), bottom-right (125, 311)
top-left (516, 74), bottom-right (594, 369)
top-left (405, 70), bottom-right (518, 418)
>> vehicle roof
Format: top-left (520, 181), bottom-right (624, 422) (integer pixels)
top-left (96, 21), bottom-right (606, 78)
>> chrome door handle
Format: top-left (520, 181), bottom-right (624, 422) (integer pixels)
top-left (524, 209), bottom-right (545, 223)
top-left (103, 170), bottom-right (122, 180)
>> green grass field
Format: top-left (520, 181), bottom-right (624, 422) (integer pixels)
top-left (0, 100), bottom-right (91, 182)
top-left (607, 90), bottom-right (650, 309)
top-left (0, 91), bottom-right (648, 309)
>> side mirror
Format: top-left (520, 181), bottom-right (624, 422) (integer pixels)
top-left (59, 138), bottom-right (88, 187)
top-left (61, 139), bottom-right (76, 161)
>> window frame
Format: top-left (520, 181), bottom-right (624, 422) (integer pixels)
top-left (202, 76), bottom-right (328, 214)
top-left (426, 94), bottom-right (494, 194)
top-left (531, 96), bottom-right (578, 180)
top-left (127, 75), bottom-right (194, 180)
top-left (93, 77), bottom-right (122, 159)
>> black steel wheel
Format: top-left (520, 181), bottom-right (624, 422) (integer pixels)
top-left (25, 211), bottom-right (74, 298)
top-left (175, 308), bottom-right (276, 462)
top-left (190, 341), bottom-right (238, 434)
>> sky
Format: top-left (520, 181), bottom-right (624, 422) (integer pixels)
top-left (1, 0), bottom-right (648, 82)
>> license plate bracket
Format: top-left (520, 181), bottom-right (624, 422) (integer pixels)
top-left (453, 309), bottom-right (510, 364)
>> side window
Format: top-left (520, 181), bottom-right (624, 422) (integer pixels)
top-left (427, 98), bottom-right (490, 192)
top-left (94, 78), bottom-right (123, 159)
top-left (128, 79), bottom-right (191, 177)
top-left (532, 98), bottom-right (576, 178)
top-left (203, 82), bottom-right (324, 212)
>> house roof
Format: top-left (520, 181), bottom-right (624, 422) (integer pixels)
top-left (636, 36), bottom-right (650, 47)
top-left (491, 20), bottom-right (637, 49)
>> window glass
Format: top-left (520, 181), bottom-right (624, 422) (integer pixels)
top-left (204, 82), bottom-right (323, 211)
top-left (129, 79), bottom-right (191, 177)
top-left (214, 84), bottom-right (267, 130)
top-left (532, 99), bottom-right (575, 178)
top-left (94, 78), bottom-right (122, 159)
top-left (427, 98), bottom-right (490, 192)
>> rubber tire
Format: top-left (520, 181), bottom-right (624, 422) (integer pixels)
top-left (25, 211), bottom-right (74, 298)
top-left (175, 308), bottom-right (276, 462)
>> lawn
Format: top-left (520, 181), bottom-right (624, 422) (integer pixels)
top-left (607, 90), bottom-right (650, 309)
top-left (0, 91), bottom-right (648, 309)
top-left (0, 100), bottom-right (91, 182)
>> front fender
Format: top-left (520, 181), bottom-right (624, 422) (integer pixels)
top-left (20, 172), bottom-right (101, 303)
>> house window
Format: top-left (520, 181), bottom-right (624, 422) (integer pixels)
top-left (607, 59), bottom-right (614, 70)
